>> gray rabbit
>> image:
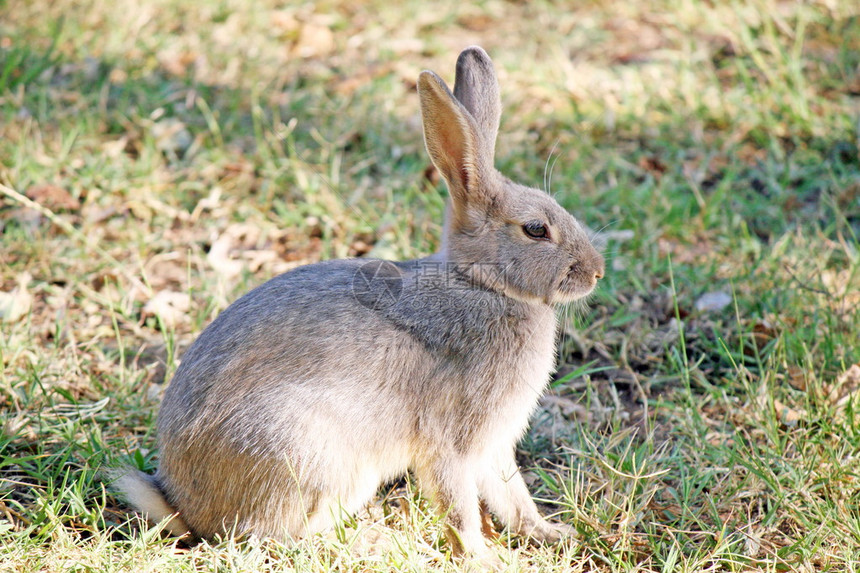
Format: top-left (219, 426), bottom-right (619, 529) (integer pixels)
top-left (115, 46), bottom-right (605, 559)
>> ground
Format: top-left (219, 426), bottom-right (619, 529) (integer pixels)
top-left (1, 0), bottom-right (859, 571)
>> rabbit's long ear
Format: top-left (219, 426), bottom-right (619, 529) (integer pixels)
top-left (453, 46), bottom-right (501, 164)
top-left (418, 70), bottom-right (492, 226)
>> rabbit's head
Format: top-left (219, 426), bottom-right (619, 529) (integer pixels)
top-left (419, 47), bottom-right (604, 305)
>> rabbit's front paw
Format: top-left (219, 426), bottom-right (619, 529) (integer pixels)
top-left (523, 518), bottom-right (574, 545)
top-left (461, 546), bottom-right (505, 572)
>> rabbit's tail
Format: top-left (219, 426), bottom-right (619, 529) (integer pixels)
top-left (111, 468), bottom-right (191, 537)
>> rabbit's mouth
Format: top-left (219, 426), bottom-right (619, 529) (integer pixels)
top-left (552, 258), bottom-right (604, 303)
top-left (552, 279), bottom-right (597, 304)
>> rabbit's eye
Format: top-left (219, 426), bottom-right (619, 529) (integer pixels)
top-left (522, 221), bottom-right (549, 240)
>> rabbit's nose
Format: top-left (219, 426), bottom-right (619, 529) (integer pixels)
top-left (592, 253), bottom-right (605, 281)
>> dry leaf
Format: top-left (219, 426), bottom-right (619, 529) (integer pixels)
top-left (101, 137), bottom-right (129, 159)
top-left (821, 269), bottom-right (860, 313)
top-left (750, 320), bottom-right (776, 353)
top-left (605, 18), bottom-right (663, 64)
top-left (207, 233), bottom-right (245, 279)
top-left (0, 272), bottom-right (33, 323)
top-left (755, 382), bottom-right (805, 426)
top-left (157, 48), bottom-right (199, 76)
top-left (142, 290), bottom-right (191, 328)
top-left (423, 164), bottom-right (440, 187)
top-left (144, 253), bottom-right (190, 290)
top-left (244, 250), bottom-right (278, 273)
top-left (838, 364), bottom-right (860, 387)
top-left (638, 155), bottom-right (667, 178)
top-left (541, 394), bottom-right (590, 420)
top-left (825, 364), bottom-right (860, 408)
top-left (786, 364), bottom-right (807, 391)
top-left (773, 399), bottom-right (805, 427)
top-left (293, 21), bottom-right (334, 58)
top-left (271, 10), bottom-right (299, 33)
top-left (348, 240), bottom-right (372, 257)
top-left (25, 183), bottom-right (80, 211)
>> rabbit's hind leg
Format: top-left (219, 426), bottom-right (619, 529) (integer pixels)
top-left (302, 461), bottom-right (388, 535)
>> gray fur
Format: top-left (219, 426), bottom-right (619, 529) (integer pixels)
top-left (114, 46), bottom-right (604, 558)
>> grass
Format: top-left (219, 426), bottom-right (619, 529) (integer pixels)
top-left (1, 0), bottom-right (859, 570)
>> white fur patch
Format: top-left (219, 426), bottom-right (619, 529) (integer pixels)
top-left (112, 470), bottom-right (190, 537)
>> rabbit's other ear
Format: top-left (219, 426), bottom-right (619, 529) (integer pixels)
top-left (453, 46), bottom-right (501, 164)
top-left (418, 70), bottom-right (491, 226)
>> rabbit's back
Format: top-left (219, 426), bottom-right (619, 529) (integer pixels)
top-left (158, 260), bottom-right (418, 439)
